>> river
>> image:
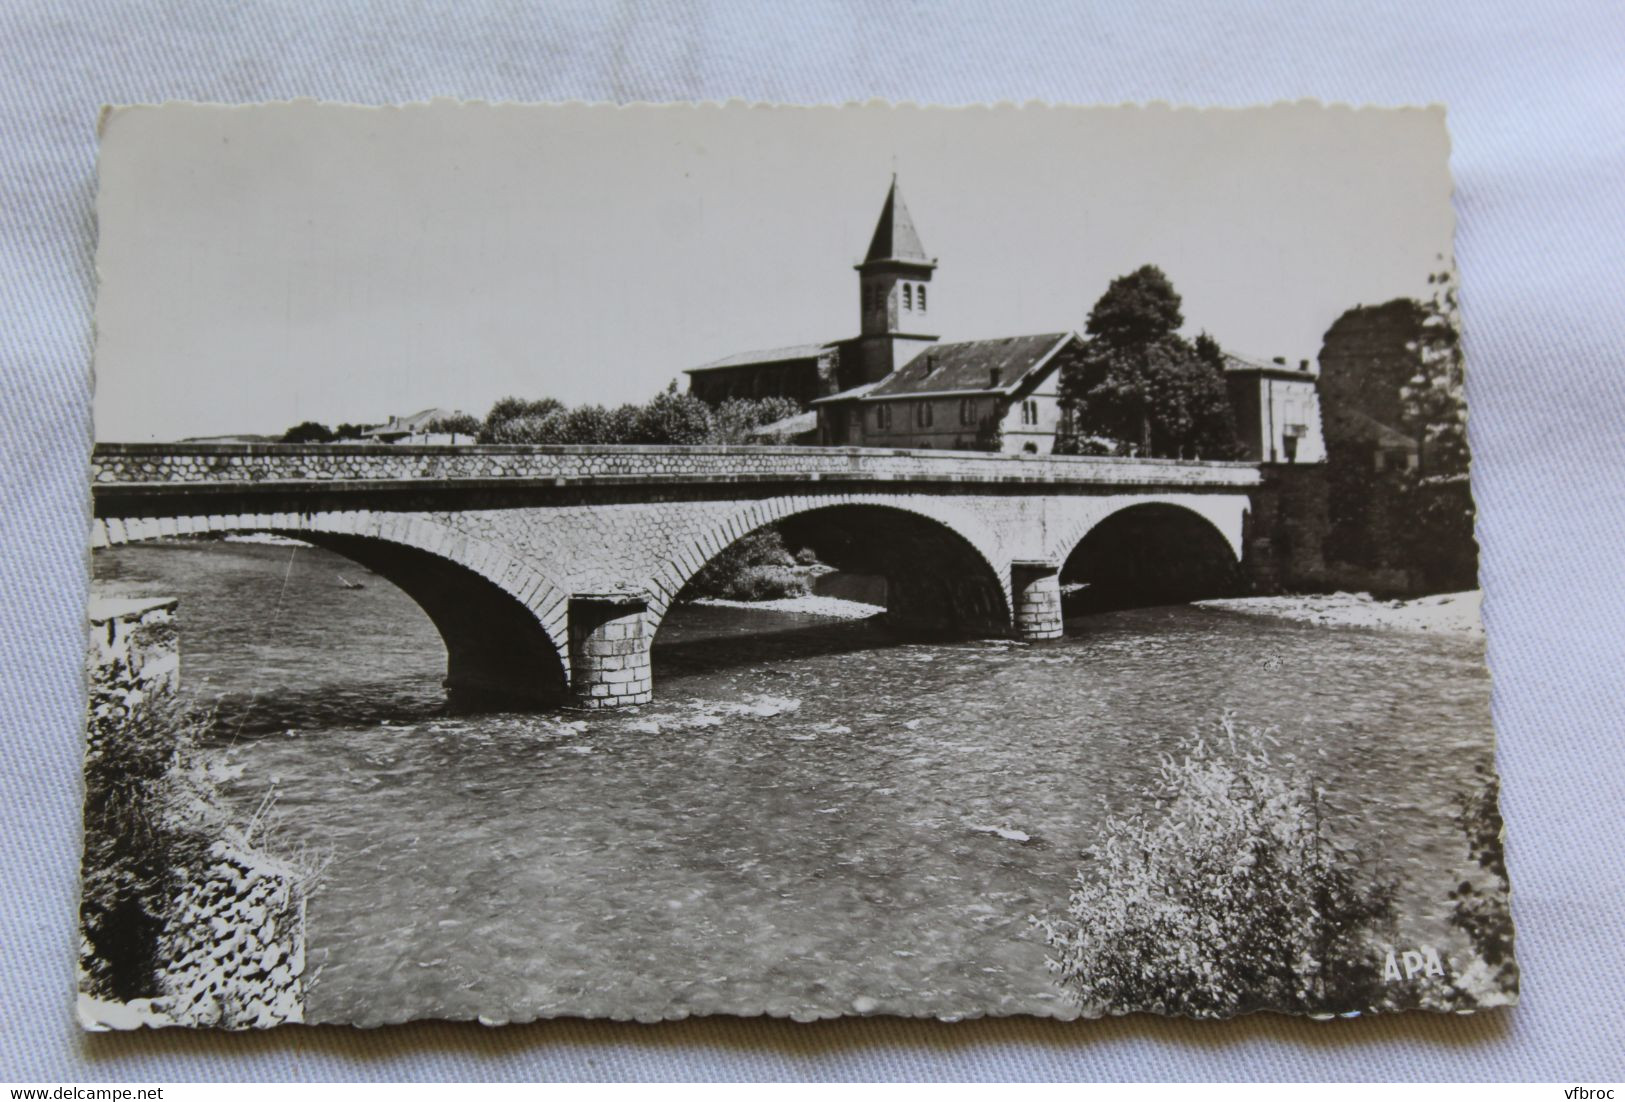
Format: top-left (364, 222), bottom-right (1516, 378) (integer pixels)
top-left (91, 538), bottom-right (1498, 1023)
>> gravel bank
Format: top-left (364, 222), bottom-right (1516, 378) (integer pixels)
top-left (1197, 590), bottom-right (1483, 637)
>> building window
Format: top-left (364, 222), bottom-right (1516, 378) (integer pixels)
top-left (875, 404), bottom-right (893, 430)
top-left (917, 285), bottom-right (927, 313)
top-left (903, 283), bottom-right (913, 311)
top-left (1021, 399), bottom-right (1039, 425)
top-left (914, 401), bottom-right (933, 427)
top-left (959, 397), bottom-right (974, 425)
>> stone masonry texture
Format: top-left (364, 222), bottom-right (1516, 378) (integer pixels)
top-left (92, 444), bottom-right (1268, 705)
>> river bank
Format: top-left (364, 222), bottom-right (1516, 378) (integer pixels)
top-left (688, 594), bottom-right (884, 620)
top-left (1197, 589), bottom-right (1483, 636)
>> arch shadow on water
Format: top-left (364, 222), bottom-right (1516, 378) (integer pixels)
top-left (652, 502), bottom-right (1013, 680)
top-left (1060, 503), bottom-right (1242, 619)
top-left (98, 527), bottom-right (572, 720)
top-left (298, 532), bottom-right (570, 712)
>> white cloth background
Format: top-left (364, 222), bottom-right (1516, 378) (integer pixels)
top-left (2, 0), bottom-right (1621, 1082)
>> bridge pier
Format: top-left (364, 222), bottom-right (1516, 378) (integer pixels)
top-left (1011, 560), bottom-right (1064, 640)
top-left (568, 591), bottom-right (653, 708)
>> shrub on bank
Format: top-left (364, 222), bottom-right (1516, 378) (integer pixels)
top-left (80, 694), bottom-right (213, 1001)
top-left (1032, 713), bottom-right (1397, 1018)
top-left (728, 565), bottom-right (813, 601)
top-left (80, 684), bottom-right (323, 1025)
top-left (683, 527), bottom-right (816, 601)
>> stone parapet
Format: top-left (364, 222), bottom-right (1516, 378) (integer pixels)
top-left (92, 442), bottom-right (1262, 494)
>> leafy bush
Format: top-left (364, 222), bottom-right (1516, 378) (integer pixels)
top-left (481, 412), bottom-right (558, 444)
top-left (424, 412), bottom-right (481, 437)
top-left (729, 565), bottom-right (813, 601)
top-left (711, 397), bottom-right (805, 444)
top-left (633, 390), bottom-right (715, 444)
top-left (683, 527), bottom-right (813, 600)
top-left (552, 404), bottom-right (623, 444)
top-left (1032, 714), bottom-right (1396, 1018)
top-left (81, 682), bottom-right (325, 1006)
top-left (280, 421), bottom-right (334, 444)
top-left (477, 396), bottom-right (565, 443)
top-left (474, 391), bottom-right (807, 447)
top-left (80, 695), bottom-right (212, 1000)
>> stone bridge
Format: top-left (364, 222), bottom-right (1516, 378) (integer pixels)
top-left (91, 444), bottom-right (1265, 708)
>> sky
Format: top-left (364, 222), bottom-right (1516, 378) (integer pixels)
top-left (92, 101), bottom-right (1454, 441)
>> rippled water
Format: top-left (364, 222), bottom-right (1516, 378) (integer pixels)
top-left (92, 539), bottom-right (1497, 1023)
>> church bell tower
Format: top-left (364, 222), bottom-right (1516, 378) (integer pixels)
top-left (849, 177), bottom-right (939, 385)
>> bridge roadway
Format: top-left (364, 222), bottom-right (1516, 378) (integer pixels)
top-left (92, 443), bottom-right (1264, 709)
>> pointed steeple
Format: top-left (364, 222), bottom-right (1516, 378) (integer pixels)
top-left (848, 176), bottom-right (940, 386)
top-left (863, 177), bottom-right (934, 267)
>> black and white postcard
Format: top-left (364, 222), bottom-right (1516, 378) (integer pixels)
top-left (82, 102), bottom-right (1515, 1028)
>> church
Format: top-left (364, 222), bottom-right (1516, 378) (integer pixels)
top-left (684, 179), bottom-right (1324, 461)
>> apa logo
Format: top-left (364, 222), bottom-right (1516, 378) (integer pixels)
top-left (1382, 945), bottom-right (1446, 981)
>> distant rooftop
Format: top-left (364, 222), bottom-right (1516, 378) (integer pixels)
top-left (1223, 351), bottom-right (1317, 376)
top-left (746, 409), bottom-right (818, 439)
top-left (365, 408), bottom-right (464, 437)
top-left (810, 379), bottom-right (885, 405)
top-left (686, 341), bottom-right (833, 374)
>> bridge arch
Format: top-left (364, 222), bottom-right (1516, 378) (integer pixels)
top-left (645, 493), bottom-right (1014, 638)
top-left (94, 511), bottom-right (573, 708)
top-left (1053, 501), bottom-right (1244, 614)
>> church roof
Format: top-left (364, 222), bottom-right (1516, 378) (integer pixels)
top-left (864, 332), bottom-right (1077, 399)
top-left (862, 179), bottom-right (933, 267)
top-left (685, 341), bottom-right (834, 374)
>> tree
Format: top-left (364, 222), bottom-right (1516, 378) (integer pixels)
top-left (632, 390), bottom-right (714, 444)
top-left (1085, 264), bottom-right (1185, 346)
top-left (1059, 266), bottom-right (1240, 459)
top-left (550, 404), bottom-right (616, 444)
top-left (711, 397), bottom-right (804, 444)
top-left (1399, 268), bottom-right (1468, 477)
top-left (605, 403), bottom-right (644, 443)
top-left (332, 422), bottom-right (371, 441)
top-left (478, 396), bottom-right (565, 443)
top-left (424, 412), bottom-right (481, 438)
top-left (280, 421), bottom-right (334, 444)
